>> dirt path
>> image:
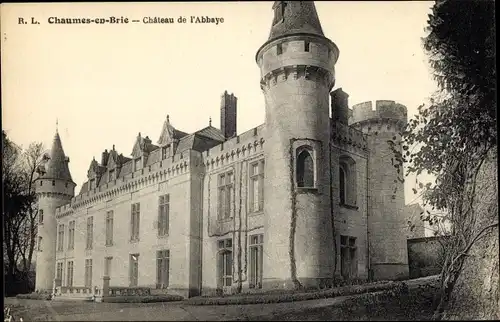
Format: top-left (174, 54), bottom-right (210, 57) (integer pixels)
top-left (4, 276), bottom-right (440, 321)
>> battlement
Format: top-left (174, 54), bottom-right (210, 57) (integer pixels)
top-left (349, 100), bottom-right (407, 126)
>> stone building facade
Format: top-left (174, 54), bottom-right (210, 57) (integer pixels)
top-left (34, 1), bottom-right (418, 298)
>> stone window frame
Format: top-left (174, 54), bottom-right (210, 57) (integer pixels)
top-left (130, 203), bottom-right (140, 242)
top-left (84, 258), bottom-right (93, 288)
top-left (217, 170), bottom-right (235, 222)
top-left (68, 220), bottom-right (75, 250)
top-left (57, 224), bottom-right (65, 252)
top-left (156, 250), bottom-right (170, 289)
top-left (293, 141), bottom-right (320, 193)
top-left (67, 261), bottom-right (74, 287)
top-left (248, 234), bottom-right (264, 289)
top-left (129, 253), bottom-right (140, 287)
top-left (105, 211), bottom-right (114, 246)
top-left (217, 238), bottom-right (233, 289)
top-left (340, 235), bottom-right (358, 279)
top-left (158, 194), bottom-right (170, 237)
top-left (339, 155), bottom-right (358, 209)
top-left (38, 209), bottom-right (44, 224)
top-left (86, 216), bottom-right (94, 250)
top-left (248, 158), bottom-right (265, 214)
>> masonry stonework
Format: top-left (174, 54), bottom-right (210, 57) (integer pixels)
top-left (35, 1), bottom-right (418, 298)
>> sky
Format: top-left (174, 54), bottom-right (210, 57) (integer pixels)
top-left (2, 1), bottom-right (437, 213)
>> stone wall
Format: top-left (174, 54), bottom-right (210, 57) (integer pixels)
top-left (407, 236), bottom-right (445, 279)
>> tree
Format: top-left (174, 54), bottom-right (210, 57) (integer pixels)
top-left (2, 131), bottom-right (46, 295)
top-left (390, 0), bottom-right (497, 320)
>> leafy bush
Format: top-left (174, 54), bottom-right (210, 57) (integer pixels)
top-left (102, 294), bottom-right (184, 303)
top-left (186, 281), bottom-right (400, 306)
top-left (16, 292), bottom-right (52, 300)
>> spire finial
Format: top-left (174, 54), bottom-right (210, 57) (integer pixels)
top-left (209, 117), bottom-right (212, 126)
top-left (167, 114), bottom-right (170, 122)
top-left (56, 118), bottom-right (59, 133)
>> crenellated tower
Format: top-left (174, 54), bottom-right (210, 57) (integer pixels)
top-left (256, 1), bottom-right (339, 288)
top-left (34, 129), bottom-right (76, 292)
top-left (350, 100), bottom-right (409, 280)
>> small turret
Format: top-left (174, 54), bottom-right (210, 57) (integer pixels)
top-left (350, 100), bottom-right (410, 280)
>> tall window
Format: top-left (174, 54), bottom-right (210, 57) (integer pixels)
top-left (84, 259), bottom-right (93, 288)
top-left (57, 224), bottom-right (65, 252)
top-left (339, 156), bottom-right (357, 207)
top-left (89, 178), bottom-right (95, 191)
top-left (218, 238), bottom-right (233, 288)
top-left (109, 169), bottom-right (115, 182)
top-left (297, 148), bottom-right (315, 188)
top-left (106, 211), bottom-right (114, 246)
top-left (249, 234), bottom-right (264, 289)
top-left (131, 203), bottom-right (140, 241)
top-left (340, 236), bottom-right (358, 279)
top-left (68, 221), bottom-right (75, 250)
top-left (56, 262), bottom-right (63, 284)
top-left (158, 195), bottom-right (170, 236)
top-left (339, 166), bottom-right (346, 205)
top-left (37, 236), bottom-right (42, 251)
top-left (86, 217), bottom-right (93, 250)
top-left (156, 250), bottom-right (170, 289)
top-left (38, 209), bottom-right (44, 224)
top-left (67, 261), bottom-right (74, 287)
top-left (104, 257), bottom-right (112, 277)
top-left (129, 254), bottom-right (139, 287)
top-left (249, 160), bottom-right (265, 213)
top-left (218, 171), bottom-right (234, 220)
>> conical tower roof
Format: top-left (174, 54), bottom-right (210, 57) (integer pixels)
top-left (41, 130), bottom-right (73, 182)
top-left (267, 1), bottom-right (325, 42)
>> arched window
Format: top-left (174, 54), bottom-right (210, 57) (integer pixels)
top-left (339, 166), bottom-right (346, 205)
top-left (339, 156), bottom-right (357, 207)
top-left (297, 149), bottom-right (314, 188)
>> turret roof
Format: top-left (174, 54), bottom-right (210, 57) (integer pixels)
top-left (40, 130), bottom-right (73, 182)
top-left (267, 1), bottom-right (325, 42)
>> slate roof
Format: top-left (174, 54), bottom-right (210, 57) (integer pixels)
top-left (268, 1), bottom-right (325, 42)
top-left (39, 131), bottom-right (74, 182)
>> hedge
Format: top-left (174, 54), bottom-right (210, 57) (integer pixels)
top-left (185, 281), bottom-right (404, 306)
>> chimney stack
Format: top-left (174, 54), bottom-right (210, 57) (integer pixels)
top-left (220, 90), bottom-right (237, 139)
top-left (101, 149), bottom-right (109, 166)
top-left (330, 88), bottom-right (349, 125)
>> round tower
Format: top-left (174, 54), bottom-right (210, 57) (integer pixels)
top-left (34, 130), bottom-right (76, 292)
top-left (350, 100), bottom-right (409, 280)
top-left (256, 1), bottom-right (339, 289)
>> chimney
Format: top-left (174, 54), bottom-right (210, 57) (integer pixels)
top-left (101, 149), bottom-right (109, 166)
top-left (220, 90), bottom-right (237, 139)
top-left (330, 88), bottom-right (349, 125)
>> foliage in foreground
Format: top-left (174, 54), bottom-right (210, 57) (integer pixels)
top-left (390, 0), bottom-right (496, 320)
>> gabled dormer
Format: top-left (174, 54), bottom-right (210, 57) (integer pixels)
top-left (87, 158), bottom-right (101, 191)
top-left (131, 133), bottom-right (156, 171)
top-left (106, 146), bottom-right (120, 182)
top-left (157, 115), bottom-right (188, 159)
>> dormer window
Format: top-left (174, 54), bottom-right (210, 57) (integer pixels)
top-left (134, 158), bottom-right (141, 171)
top-left (109, 169), bottom-right (115, 182)
top-left (161, 146), bottom-right (170, 160)
top-left (89, 178), bottom-right (95, 190)
top-left (273, 1), bottom-right (286, 25)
